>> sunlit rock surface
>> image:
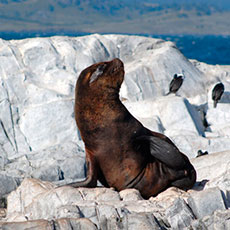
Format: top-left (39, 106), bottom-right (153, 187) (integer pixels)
top-left (0, 34), bottom-right (230, 229)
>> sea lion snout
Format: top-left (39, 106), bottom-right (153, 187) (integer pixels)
top-left (107, 58), bottom-right (124, 76)
top-left (111, 58), bottom-right (124, 69)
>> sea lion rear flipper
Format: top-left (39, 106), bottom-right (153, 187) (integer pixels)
top-left (171, 167), bottom-right (197, 190)
top-left (136, 135), bottom-right (187, 169)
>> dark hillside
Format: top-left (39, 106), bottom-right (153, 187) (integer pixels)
top-left (0, 0), bottom-right (229, 35)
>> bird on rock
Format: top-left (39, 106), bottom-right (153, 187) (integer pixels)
top-left (166, 73), bottom-right (185, 95)
top-left (212, 82), bottom-right (224, 108)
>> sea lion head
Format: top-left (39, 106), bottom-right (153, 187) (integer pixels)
top-left (77, 58), bottom-right (124, 92)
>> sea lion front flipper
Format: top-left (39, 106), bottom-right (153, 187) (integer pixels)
top-left (136, 135), bottom-right (187, 169)
top-left (62, 149), bottom-right (98, 188)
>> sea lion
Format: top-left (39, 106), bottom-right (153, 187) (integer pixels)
top-left (212, 82), bottom-right (224, 108)
top-left (66, 58), bottom-right (196, 199)
top-left (166, 73), bottom-right (185, 95)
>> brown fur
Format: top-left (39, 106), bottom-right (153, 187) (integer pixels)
top-left (65, 58), bottom-right (196, 199)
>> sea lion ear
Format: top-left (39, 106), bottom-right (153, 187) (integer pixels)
top-left (135, 135), bottom-right (187, 169)
top-left (89, 64), bottom-right (107, 84)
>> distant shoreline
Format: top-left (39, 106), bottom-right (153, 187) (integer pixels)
top-left (1, 31), bottom-right (230, 40)
top-left (1, 31), bottom-right (229, 65)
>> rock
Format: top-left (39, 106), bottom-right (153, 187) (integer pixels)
top-left (0, 34), bottom-right (230, 185)
top-left (77, 187), bottom-right (121, 201)
top-left (31, 163), bottom-right (64, 182)
top-left (0, 33), bottom-right (229, 160)
top-left (109, 35), bottom-right (206, 100)
top-left (2, 142), bottom-right (86, 191)
top-left (190, 209), bottom-right (230, 230)
top-left (1, 178), bottom-right (177, 228)
top-left (0, 219), bottom-right (54, 230)
top-left (150, 187), bottom-right (188, 210)
top-left (187, 187), bottom-right (226, 219)
top-left (122, 213), bottom-right (161, 230)
top-left (55, 205), bottom-right (82, 219)
top-left (206, 104), bottom-right (230, 139)
top-left (190, 219), bottom-right (209, 230)
top-left (206, 137), bottom-right (230, 154)
top-left (124, 96), bottom-right (206, 158)
top-left (0, 218), bottom-right (98, 230)
top-left (6, 178), bottom-right (56, 219)
top-left (191, 150), bottom-right (230, 182)
top-left (97, 209), bottom-right (162, 230)
top-left (96, 204), bottom-right (123, 229)
top-left (119, 189), bottom-right (144, 201)
top-left (165, 133), bottom-right (209, 159)
top-left (55, 218), bottom-right (98, 230)
top-left (74, 203), bottom-right (98, 228)
top-left (166, 198), bottom-right (195, 229)
top-left (1, 34), bottom-right (230, 229)
top-left (0, 174), bottom-right (19, 197)
top-left (123, 100), bottom-right (165, 133)
top-left (205, 166), bottom-right (230, 192)
top-left (202, 209), bottom-right (230, 230)
top-left (3, 173), bottom-right (230, 229)
top-left (0, 208), bottom-right (6, 219)
top-left (158, 96), bottom-right (204, 136)
top-left (5, 178), bottom-right (120, 224)
top-left (137, 116), bottom-right (165, 134)
top-left (124, 95), bottom-right (205, 138)
top-left (18, 100), bottom-right (77, 152)
top-left (23, 187), bottom-right (86, 221)
top-left (204, 166), bottom-right (230, 209)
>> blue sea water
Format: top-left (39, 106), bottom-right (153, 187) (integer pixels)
top-left (0, 31), bottom-right (229, 65)
top-left (153, 34), bottom-right (230, 65)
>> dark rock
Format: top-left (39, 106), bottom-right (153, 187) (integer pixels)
top-left (0, 174), bottom-right (19, 197)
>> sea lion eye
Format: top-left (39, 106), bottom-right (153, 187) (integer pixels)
top-left (89, 64), bottom-right (107, 84)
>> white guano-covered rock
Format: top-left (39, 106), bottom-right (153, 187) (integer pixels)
top-left (187, 187), bottom-right (226, 219)
top-left (1, 33), bottom-right (229, 160)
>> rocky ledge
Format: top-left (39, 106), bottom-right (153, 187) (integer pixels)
top-left (0, 150), bottom-right (230, 230)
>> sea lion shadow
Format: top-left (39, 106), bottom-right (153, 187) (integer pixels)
top-left (191, 179), bottom-right (209, 191)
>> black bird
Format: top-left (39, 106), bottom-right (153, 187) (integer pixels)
top-left (196, 150), bottom-right (208, 158)
top-left (166, 73), bottom-right (185, 95)
top-left (212, 82), bottom-right (225, 108)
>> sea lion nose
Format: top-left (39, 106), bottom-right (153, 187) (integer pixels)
top-left (112, 58), bottom-right (124, 68)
